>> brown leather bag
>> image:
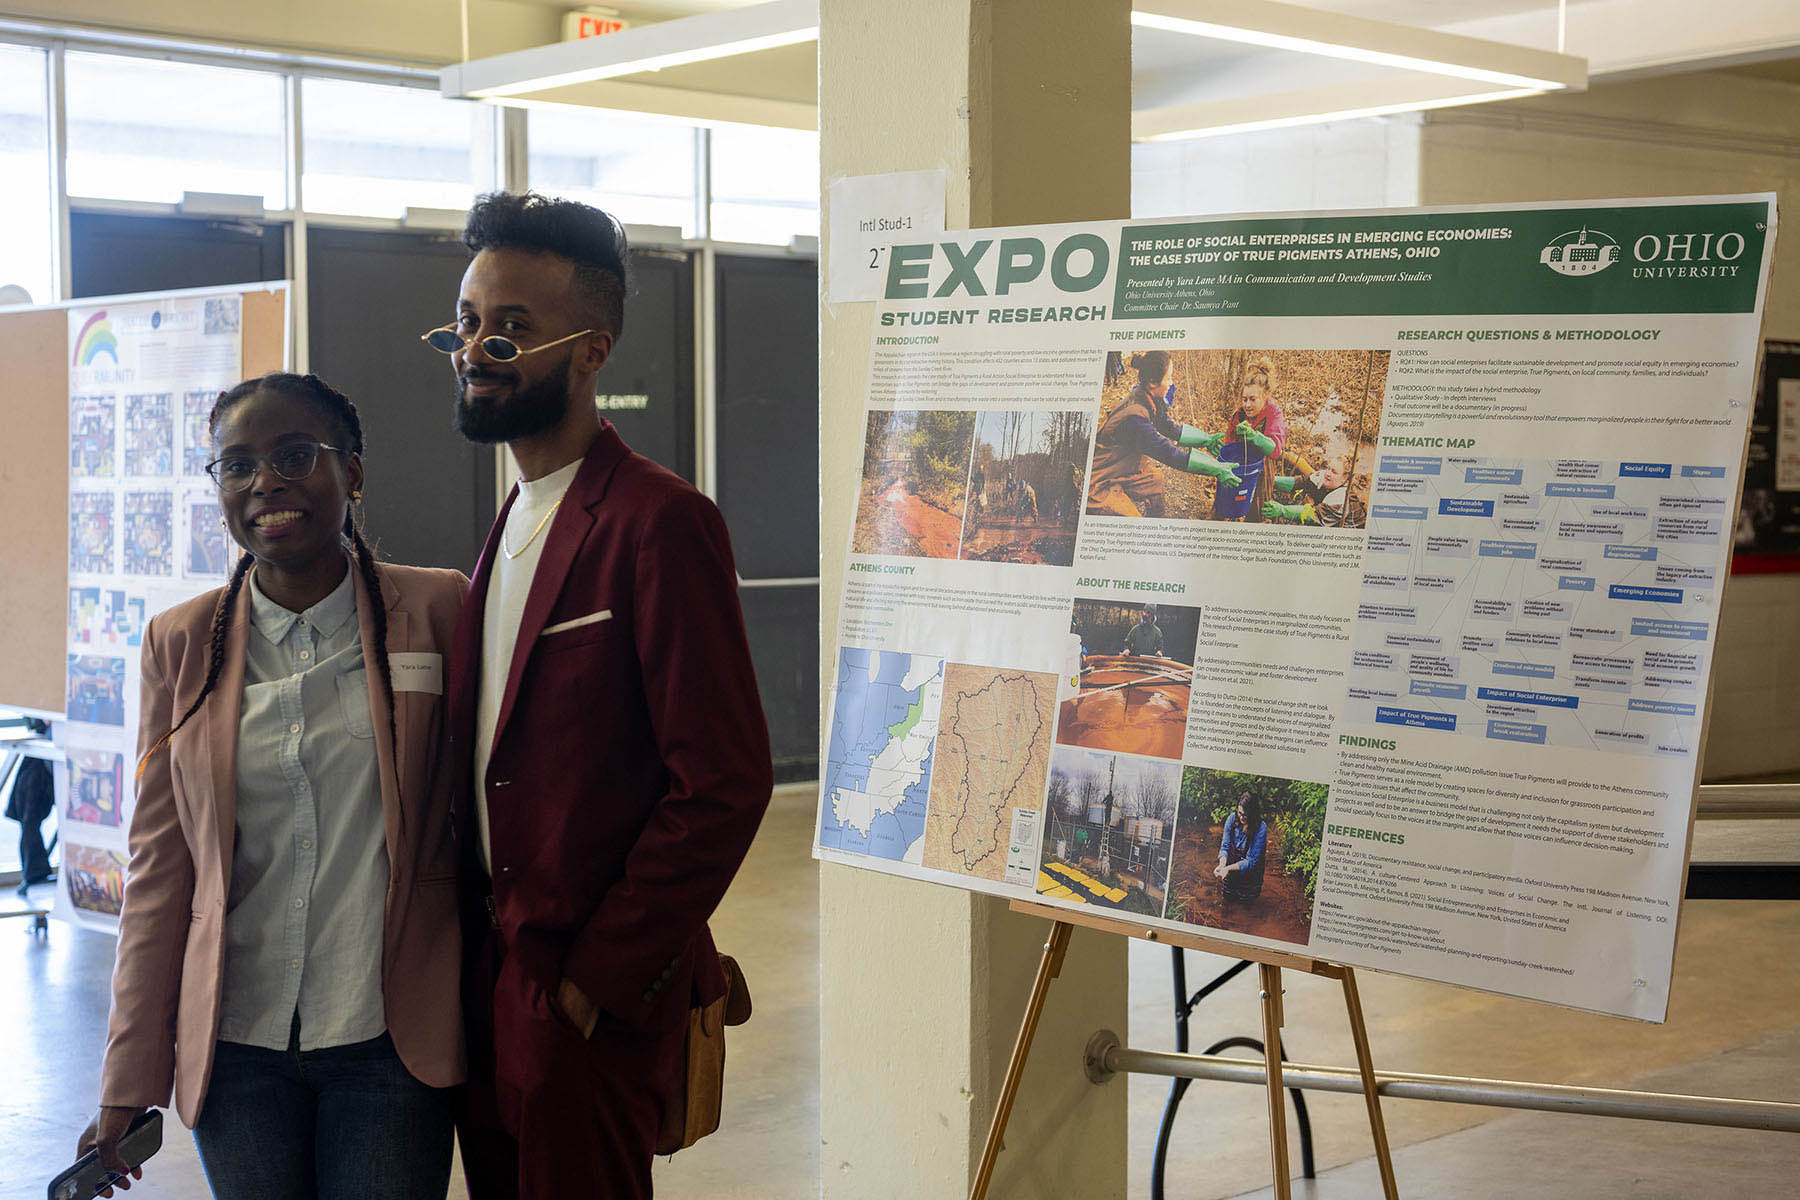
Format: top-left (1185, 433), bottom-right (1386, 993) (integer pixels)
top-left (656, 954), bottom-right (753, 1155)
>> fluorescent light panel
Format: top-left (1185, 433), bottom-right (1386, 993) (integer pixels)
top-left (1139, 86), bottom-right (1542, 141)
top-left (472, 9), bottom-right (1567, 96)
top-left (1130, 0), bottom-right (1585, 96)
top-left (469, 93), bottom-right (816, 133)
top-left (467, 27), bottom-right (818, 97)
top-left (447, 0), bottom-right (1581, 143)
top-left (1131, 10), bottom-right (1564, 91)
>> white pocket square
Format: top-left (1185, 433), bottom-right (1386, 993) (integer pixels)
top-left (541, 610), bottom-right (613, 636)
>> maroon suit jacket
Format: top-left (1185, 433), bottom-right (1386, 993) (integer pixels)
top-left (447, 423), bottom-right (772, 1059)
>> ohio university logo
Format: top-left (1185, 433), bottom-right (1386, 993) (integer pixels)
top-left (1539, 227), bottom-right (1621, 277)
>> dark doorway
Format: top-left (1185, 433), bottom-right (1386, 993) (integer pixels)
top-left (599, 247), bottom-right (696, 481)
top-left (307, 225), bottom-right (495, 572)
top-left (716, 253), bottom-right (820, 780)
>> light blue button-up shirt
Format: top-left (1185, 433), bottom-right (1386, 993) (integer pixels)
top-left (217, 563), bottom-right (389, 1051)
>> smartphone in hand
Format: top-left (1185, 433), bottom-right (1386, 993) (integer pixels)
top-left (50, 1110), bottom-right (163, 1200)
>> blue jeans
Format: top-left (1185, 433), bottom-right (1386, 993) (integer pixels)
top-left (193, 1028), bottom-right (453, 1200)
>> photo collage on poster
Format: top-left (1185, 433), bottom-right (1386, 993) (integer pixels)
top-left (60, 293), bottom-right (249, 926)
top-left (819, 198), bottom-right (1778, 1021)
top-left (822, 347), bottom-right (1367, 951)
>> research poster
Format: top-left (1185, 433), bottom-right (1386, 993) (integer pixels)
top-left (59, 291), bottom-right (247, 932)
top-left (814, 195), bottom-right (1777, 1021)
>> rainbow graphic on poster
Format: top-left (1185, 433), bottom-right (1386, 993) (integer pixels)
top-left (73, 311), bottom-right (118, 365)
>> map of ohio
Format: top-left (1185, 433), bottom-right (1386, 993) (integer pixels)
top-left (818, 648), bottom-right (944, 863)
top-left (924, 664), bottom-right (1056, 882)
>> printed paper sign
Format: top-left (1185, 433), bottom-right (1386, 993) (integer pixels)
top-left (827, 169), bottom-right (948, 303)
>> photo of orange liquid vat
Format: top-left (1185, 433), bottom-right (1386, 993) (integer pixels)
top-left (1056, 654), bottom-right (1193, 761)
top-left (1057, 598), bottom-right (1202, 762)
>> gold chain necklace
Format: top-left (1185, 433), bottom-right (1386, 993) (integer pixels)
top-left (502, 498), bottom-right (561, 560)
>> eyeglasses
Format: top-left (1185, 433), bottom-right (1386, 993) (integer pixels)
top-left (420, 324), bottom-right (594, 362)
top-left (206, 441), bottom-right (348, 493)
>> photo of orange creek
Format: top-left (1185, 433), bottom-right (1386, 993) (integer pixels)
top-left (1056, 654), bottom-right (1193, 761)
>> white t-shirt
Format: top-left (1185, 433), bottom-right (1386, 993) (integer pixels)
top-left (474, 457), bottom-right (582, 872)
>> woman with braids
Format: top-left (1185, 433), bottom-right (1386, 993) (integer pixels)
top-left (78, 372), bottom-right (469, 1200)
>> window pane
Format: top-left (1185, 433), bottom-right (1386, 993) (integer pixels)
top-left (0, 44), bottom-right (51, 303)
top-left (66, 52), bottom-right (286, 208)
top-left (302, 78), bottom-right (497, 218)
top-left (527, 107), bottom-right (697, 236)
top-left (709, 125), bottom-right (817, 245)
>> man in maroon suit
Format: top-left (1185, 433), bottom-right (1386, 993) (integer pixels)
top-left (439, 191), bottom-right (772, 1199)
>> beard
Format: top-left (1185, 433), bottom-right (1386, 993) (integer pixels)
top-left (454, 357), bottom-right (574, 444)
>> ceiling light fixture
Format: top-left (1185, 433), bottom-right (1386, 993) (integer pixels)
top-left (465, 27), bottom-right (817, 97)
top-left (1131, 0), bottom-right (1584, 92)
top-left (1137, 87), bottom-right (1543, 142)
top-left (449, 0), bottom-right (821, 101)
top-left (439, 0), bottom-right (1585, 142)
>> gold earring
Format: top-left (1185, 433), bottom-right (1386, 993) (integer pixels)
top-left (351, 490), bottom-right (363, 503)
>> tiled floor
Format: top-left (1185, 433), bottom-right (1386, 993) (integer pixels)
top-left (8, 787), bottom-right (1798, 1199)
top-left (5, 787), bottom-right (822, 1200)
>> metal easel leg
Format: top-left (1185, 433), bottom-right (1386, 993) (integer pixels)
top-left (1259, 963), bottom-right (1292, 1200)
top-left (1152, 951), bottom-right (1315, 1198)
top-left (969, 920), bottom-right (1074, 1200)
top-left (1341, 966), bottom-right (1399, 1198)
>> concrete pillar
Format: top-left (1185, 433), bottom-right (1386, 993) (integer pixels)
top-left (819, 3), bottom-right (1132, 1196)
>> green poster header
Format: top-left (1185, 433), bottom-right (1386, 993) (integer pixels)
top-left (1114, 201), bottom-right (1770, 319)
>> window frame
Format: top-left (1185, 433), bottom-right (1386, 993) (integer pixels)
top-left (13, 23), bottom-right (820, 560)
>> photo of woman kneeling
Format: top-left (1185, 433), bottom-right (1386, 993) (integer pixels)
top-left (1165, 767), bottom-right (1326, 947)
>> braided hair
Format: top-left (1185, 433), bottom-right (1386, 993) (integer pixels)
top-left (136, 372), bottom-right (395, 776)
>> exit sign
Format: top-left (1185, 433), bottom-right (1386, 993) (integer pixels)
top-left (562, 11), bottom-right (629, 40)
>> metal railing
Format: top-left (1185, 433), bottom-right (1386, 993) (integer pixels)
top-left (1087, 1029), bottom-right (1800, 1133)
top-left (1695, 781), bottom-right (1800, 817)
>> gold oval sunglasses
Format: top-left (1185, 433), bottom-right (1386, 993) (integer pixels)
top-left (420, 325), bottom-right (594, 362)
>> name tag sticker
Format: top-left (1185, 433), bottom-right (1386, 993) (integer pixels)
top-left (390, 652), bottom-right (444, 695)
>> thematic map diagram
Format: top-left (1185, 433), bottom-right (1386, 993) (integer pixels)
top-left (922, 664), bottom-right (1057, 883)
top-left (1343, 455), bottom-right (1729, 759)
top-left (819, 648), bottom-right (944, 863)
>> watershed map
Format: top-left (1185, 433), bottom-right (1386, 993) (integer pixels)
top-left (819, 648), bottom-right (943, 863)
top-left (923, 664), bottom-right (1057, 883)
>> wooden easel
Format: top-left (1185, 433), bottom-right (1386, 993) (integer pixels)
top-left (969, 899), bottom-right (1399, 1200)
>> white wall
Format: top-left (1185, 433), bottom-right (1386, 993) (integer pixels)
top-left (819, 4), bottom-right (1133, 1196)
top-left (1132, 115), bottom-right (1422, 219)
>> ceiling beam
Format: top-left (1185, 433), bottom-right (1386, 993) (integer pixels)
top-left (1438, 0), bottom-right (1800, 79)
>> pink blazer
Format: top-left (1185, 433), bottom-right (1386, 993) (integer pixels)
top-left (100, 562), bottom-right (469, 1126)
